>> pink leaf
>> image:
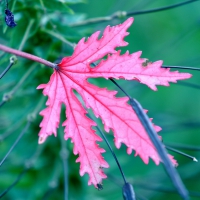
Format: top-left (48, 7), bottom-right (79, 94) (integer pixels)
top-left (37, 17), bottom-right (191, 187)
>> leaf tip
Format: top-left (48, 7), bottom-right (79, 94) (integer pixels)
top-left (38, 135), bottom-right (47, 144)
top-left (37, 84), bottom-right (46, 90)
top-left (193, 157), bottom-right (198, 162)
top-left (126, 17), bottom-right (134, 24)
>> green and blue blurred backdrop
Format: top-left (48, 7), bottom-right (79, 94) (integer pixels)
top-left (0, 0), bottom-right (200, 199)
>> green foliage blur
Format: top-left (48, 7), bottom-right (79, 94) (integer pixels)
top-left (0, 0), bottom-right (200, 199)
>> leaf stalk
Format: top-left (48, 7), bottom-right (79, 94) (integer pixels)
top-left (0, 44), bottom-right (56, 69)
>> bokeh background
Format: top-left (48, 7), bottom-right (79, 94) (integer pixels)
top-left (0, 0), bottom-right (200, 199)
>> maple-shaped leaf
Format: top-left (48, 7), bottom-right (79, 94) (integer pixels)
top-left (37, 17), bottom-right (191, 187)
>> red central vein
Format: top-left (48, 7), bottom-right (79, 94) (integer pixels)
top-left (60, 66), bottom-right (186, 79)
top-left (58, 71), bottom-right (100, 184)
top-left (59, 69), bottom-right (157, 151)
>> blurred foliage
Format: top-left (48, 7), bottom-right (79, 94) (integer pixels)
top-left (0, 0), bottom-right (200, 199)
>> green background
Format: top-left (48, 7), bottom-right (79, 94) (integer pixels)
top-left (0, 0), bottom-right (200, 199)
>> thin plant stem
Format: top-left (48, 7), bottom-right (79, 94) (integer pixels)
top-left (59, 128), bottom-right (68, 200)
top-left (0, 96), bottom-right (44, 167)
top-left (0, 82), bottom-right (15, 92)
top-left (41, 29), bottom-right (75, 48)
top-left (0, 121), bottom-right (31, 167)
top-left (25, 144), bottom-right (45, 169)
top-left (109, 78), bottom-right (131, 98)
top-left (0, 52), bottom-right (5, 57)
top-left (0, 144), bottom-right (44, 198)
top-left (39, 0), bottom-right (46, 16)
top-left (18, 19), bottom-right (35, 51)
top-left (62, 151), bottom-right (68, 200)
top-left (87, 112), bottom-right (127, 185)
top-left (0, 101), bottom-right (6, 107)
top-left (127, 0), bottom-right (199, 16)
top-left (0, 168), bottom-right (28, 198)
top-left (0, 44), bottom-right (56, 68)
top-left (165, 143), bottom-right (200, 151)
top-left (109, 78), bottom-right (189, 200)
top-left (39, 0), bottom-right (74, 49)
top-left (31, 96), bottom-right (46, 117)
top-left (70, 0), bottom-right (199, 27)
top-left (0, 56), bottom-right (17, 79)
top-left (0, 64), bottom-right (35, 107)
top-left (0, 19), bottom-right (34, 78)
top-left (39, 0), bottom-right (57, 31)
top-left (70, 16), bottom-right (113, 27)
top-left (162, 65), bottom-right (200, 71)
top-left (27, 96), bottom-right (46, 125)
top-left (0, 120), bottom-right (24, 141)
top-left (0, 62), bottom-right (14, 79)
top-left (42, 160), bottom-right (60, 200)
top-left (165, 145), bottom-right (198, 162)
